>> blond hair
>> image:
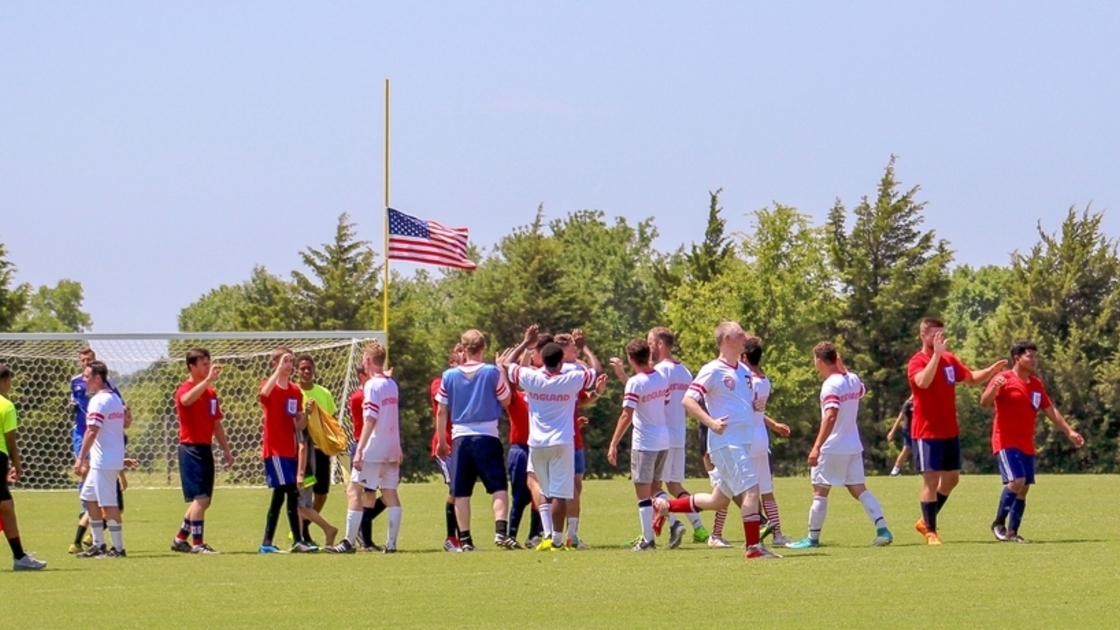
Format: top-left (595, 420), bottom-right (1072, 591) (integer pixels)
top-left (363, 341), bottom-right (387, 366)
top-left (460, 330), bottom-right (486, 355)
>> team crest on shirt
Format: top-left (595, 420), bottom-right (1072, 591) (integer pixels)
top-left (723, 375), bottom-right (736, 391)
top-left (287, 399), bottom-right (299, 415)
top-left (210, 399), bottom-right (218, 416)
top-left (943, 366), bottom-right (956, 384)
top-left (1031, 392), bottom-right (1042, 409)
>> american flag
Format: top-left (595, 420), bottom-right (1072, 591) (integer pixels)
top-left (386, 208), bottom-right (476, 270)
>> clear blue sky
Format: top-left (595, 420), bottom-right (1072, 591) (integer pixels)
top-left (2, 2), bottom-right (1118, 332)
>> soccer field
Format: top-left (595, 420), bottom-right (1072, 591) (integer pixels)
top-left (4, 475), bottom-right (1119, 628)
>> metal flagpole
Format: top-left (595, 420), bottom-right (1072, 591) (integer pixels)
top-left (382, 79), bottom-right (390, 351)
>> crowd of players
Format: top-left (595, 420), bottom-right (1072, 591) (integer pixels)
top-left (0, 316), bottom-right (1085, 569)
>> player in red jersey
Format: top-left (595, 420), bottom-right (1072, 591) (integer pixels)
top-left (980, 340), bottom-right (1083, 543)
top-left (908, 317), bottom-right (1005, 544)
top-left (258, 347), bottom-right (311, 553)
top-left (431, 344), bottom-right (463, 550)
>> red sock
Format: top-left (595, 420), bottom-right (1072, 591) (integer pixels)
top-left (668, 497), bottom-right (696, 513)
top-left (743, 514), bottom-right (760, 546)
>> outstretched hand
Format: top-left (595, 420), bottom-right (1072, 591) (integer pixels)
top-left (523, 324), bottom-right (540, 346)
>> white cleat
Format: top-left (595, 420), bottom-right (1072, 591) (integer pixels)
top-left (707, 535), bottom-right (733, 549)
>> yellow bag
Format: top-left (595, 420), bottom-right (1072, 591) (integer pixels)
top-left (307, 404), bottom-right (349, 457)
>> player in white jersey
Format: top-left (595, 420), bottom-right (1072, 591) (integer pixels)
top-left (501, 326), bottom-right (597, 551)
top-left (786, 342), bottom-right (892, 549)
top-left (742, 336), bottom-right (794, 546)
top-left (73, 361), bottom-right (130, 558)
top-left (607, 339), bottom-right (671, 551)
top-left (654, 321), bottom-right (779, 560)
top-left (331, 341), bottom-right (403, 553)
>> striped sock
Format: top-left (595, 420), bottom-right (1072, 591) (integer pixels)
top-left (762, 498), bottom-right (782, 536)
top-left (190, 520), bottom-right (204, 546)
top-left (712, 509), bottom-right (727, 538)
top-left (176, 518), bottom-right (190, 541)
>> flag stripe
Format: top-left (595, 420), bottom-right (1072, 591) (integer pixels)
top-left (387, 208), bottom-right (476, 269)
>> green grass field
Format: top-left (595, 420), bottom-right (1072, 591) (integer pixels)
top-left (3, 475), bottom-right (1119, 628)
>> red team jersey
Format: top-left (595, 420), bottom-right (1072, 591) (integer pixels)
top-left (259, 380), bottom-right (304, 459)
top-left (429, 376), bottom-right (452, 457)
top-left (175, 379), bottom-right (223, 445)
top-left (907, 350), bottom-right (972, 439)
top-left (573, 390), bottom-right (590, 450)
top-left (348, 387), bottom-right (364, 441)
top-left (990, 370), bottom-right (1052, 455)
top-left (508, 390), bottom-right (529, 446)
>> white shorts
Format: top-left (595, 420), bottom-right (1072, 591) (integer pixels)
top-left (811, 453), bottom-right (865, 487)
top-left (663, 447), bottom-right (686, 483)
top-left (356, 461), bottom-right (400, 491)
top-left (750, 453), bottom-right (774, 495)
top-left (529, 444), bottom-right (574, 500)
top-left (80, 468), bottom-right (120, 507)
top-left (708, 468), bottom-right (722, 490)
top-left (709, 444), bottom-right (757, 499)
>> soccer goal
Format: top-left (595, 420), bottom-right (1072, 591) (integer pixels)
top-left (0, 331), bottom-right (384, 490)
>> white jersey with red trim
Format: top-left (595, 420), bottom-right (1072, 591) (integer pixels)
top-left (361, 375), bottom-right (402, 462)
top-left (655, 359), bottom-right (692, 448)
top-left (684, 358), bottom-right (754, 452)
top-left (509, 364), bottom-right (595, 447)
top-left (819, 372), bottom-right (865, 455)
top-left (749, 373), bottom-right (771, 457)
top-left (622, 369), bottom-right (670, 451)
top-left (86, 390), bottom-right (127, 470)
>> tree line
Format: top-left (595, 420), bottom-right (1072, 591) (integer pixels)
top-left (4, 157), bottom-right (1119, 480)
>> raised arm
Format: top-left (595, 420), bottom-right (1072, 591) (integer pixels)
top-left (912, 332), bottom-right (946, 390)
top-left (964, 359), bottom-right (1009, 387)
top-left (182, 364), bottom-right (222, 407)
top-left (260, 354), bottom-right (291, 398)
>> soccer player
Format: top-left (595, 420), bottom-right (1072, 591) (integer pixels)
top-left (258, 348), bottom-right (312, 553)
top-left (430, 344), bottom-right (462, 550)
top-left (334, 341), bottom-right (402, 553)
top-left (436, 330), bottom-right (514, 551)
top-left (504, 352), bottom-right (538, 547)
top-left (654, 321), bottom-right (779, 560)
top-left (786, 342), bottom-right (892, 549)
top-left (980, 340), bottom-right (1084, 543)
top-left (607, 338), bottom-right (671, 551)
top-left (501, 326), bottom-right (597, 551)
top-left (555, 330), bottom-right (603, 549)
top-left (349, 363), bottom-right (386, 550)
top-left (908, 317), bottom-right (1005, 545)
top-left (73, 360), bottom-right (130, 558)
top-left (742, 336), bottom-right (794, 546)
top-left (170, 348), bottom-right (234, 554)
top-left (887, 396), bottom-right (914, 476)
top-left (0, 364), bottom-right (48, 570)
top-left (295, 354), bottom-right (337, 544)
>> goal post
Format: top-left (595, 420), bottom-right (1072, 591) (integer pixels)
top-left (0, 331), bottom-right (385, 490)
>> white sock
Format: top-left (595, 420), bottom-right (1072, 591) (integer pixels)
top-left (858, 491), bottom-right (886, 529)
top-left (539, 503), bottom-right (553, 538)
top-left (107, 519), bottom-right (124, 551)
top-left (639, 503), bottom-right (655, 542)
top-left (90, 520), bottom-right (105, 547)
top-left (891, 466), bottom-right (901, 475)
top-left (386, 507), bottom-right (402, 548)
top-left (567, 517), bottom-right (579, 540)
top-left (808, 496), bottom-right (828, 541)
top-left (345, 509), bottom-right (362, 544)
top-left (687, 512), bottom-right (703, 530)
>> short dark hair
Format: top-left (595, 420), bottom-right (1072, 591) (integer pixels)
top-left (535, 333), bottom-right (555, 352)
top-left (1010, 340), bottom-right (1038, 360)
top-left (743, 335), bottom-right (763, 366)
top-left (541, 343), bottom-right (564, 369)
top-left (626, 339), bottom-right (651, 365)
top-left (296, 354), bottom-right (315, 368)
top-left (87, 360), bottom-right (110, 382)
top-left (186, 347), bottom-right (211, 367)
top-left (813, 341), bottom-right (838, 365)
top-left (920, 317), bottom-right (945, 331)
top-left (0, 364), bottom-right (12, 380)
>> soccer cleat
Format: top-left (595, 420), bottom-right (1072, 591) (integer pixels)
top-left (13, 554), bottom-right (47, 571)
top-left (772, 534), bottom-right (795, 547)
top-left (991, 523), bottom-right (1008, 542)
top-left (99, 548), bottom-right (127, 559)
top-left (495, 534), bottom-right (519, 549)
top-left (362, 541), bottom-right (384, 553)
top-left (707, 535), bottom-right (733, 549)
top-left (890, 467), bottom-right (901, 476)
top-left (924, 532), bottom-right (942, 546)
top-left (82, 533), bottom-right (93, 547)
top-left (630, 538), bottom-right (656, 552)
top-left (1006, 534), bottom-right (1030, 544)
top-left (382, 546), bottom-right (398, 554)
top-left (535, 539), bottom-right (555, 552)
top-left (525, 535), bottom-right (543, 550)
top-left (290, 542), bottom-right (315, 553)
top-left (785, 537), bottom-right (820, 550)
top-left (760, 520), bottom-right (774, 541)
top-left (549, 542), bottom-right (568, 552)
top-left (652, 496), bottom-right (670, 518)
top-left (190, 544), bottom-right (220, 555)
top-left (68, 543), bottom-right (82, 555)
top-left (745, 544), bottom-right (782, 559)
top-left (443, 538), bottom-right (462, 552)
top-left (668, 521), bottom-right (686, 549)
top-left (461, 542), bottom-right (476, 552)
top-left (258, 544), bottom-right (282, 554)
top-left (914, 518), bottom-right (929, 537)
top-left (872, 528), bottom-right (893, 547)
top-left (75, 544), bottom-right (106, 559)
top-left (565, 536), bottom-right (589, 550)
top-left (327, 539), bottom-right (356, 554)
top-left (652, 513), bottom-right (666, 537)
top-left (692, 526), bottom-right (710, 544)
top-left (171, 538), bottom-right (192, 553)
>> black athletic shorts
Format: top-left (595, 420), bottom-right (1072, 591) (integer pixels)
top-left (0, 452), bottom-right (11, 502)
top-left (313, 447), bottom-right (331, 495)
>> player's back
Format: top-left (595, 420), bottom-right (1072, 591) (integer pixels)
top-left (626, 370), bottom-right (670, 451)
top-left (820, 372), bottom-right (864, 454)
top-left (362, 376), bottom-right (401, 462)
top-left (656, 360), bottom-right (692, 447)
top-left (512, 365), bottom-right (593, 447)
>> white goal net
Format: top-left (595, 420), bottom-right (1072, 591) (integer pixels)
top-left (0, 331), bottom-right (384, 490)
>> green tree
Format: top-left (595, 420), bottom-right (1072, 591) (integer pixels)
top-left (13, 279), bottom-right (92, 332)
top-left (828, 157), bottom-right (953, 469)
top-left (291, 213), bottom-right (382, 330)
top-left (0, 242), bottom-right (29, 331)
top-left (178, 284), bottom-right (250, 332)
top-left (235, 266), bottom-right (307, 331)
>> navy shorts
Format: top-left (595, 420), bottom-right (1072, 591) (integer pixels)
top-left (902, 426), bottom-right (913, 449)
top-left (0, 453), bottom-right (11, 502)
top-left (179, 444), bottom-right (216, 502)
top-left (997, 448), bottom-right (1035, 485)
top-left (264, 456), bottom-right (298, 489)
top-left (913, 437), bottom-right (962, 472)
top-left (507, 444), bottom-right (529, 492)
top-left (312, 448), bottom-right (331, 495)
top-left (450, 435), bottom-right (508, 498)
top-left (574, 448), bottom-right (586, 476)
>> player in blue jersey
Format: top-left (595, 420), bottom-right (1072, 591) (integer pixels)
top-left (436, 329), bottom-right (515, 551)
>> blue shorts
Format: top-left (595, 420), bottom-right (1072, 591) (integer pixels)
top-left (450, 435), bottom-right (508, 498)
top-left (913, 437), bottom-right (962, 472)
top-left (997, 448), bottom-right (1035, 485)
top-left (179, 444), bottom-right (216, 502)
top-left (574, 448), bottom-right (586, 476)
top-left (434, 455), bottom-right (453, 486)
top-left (507, 444), bottom-right (530, 496)
top-left (902, 426), bottom-right (913, 449)
top-left (264, 456), bottom-right (298, 489)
